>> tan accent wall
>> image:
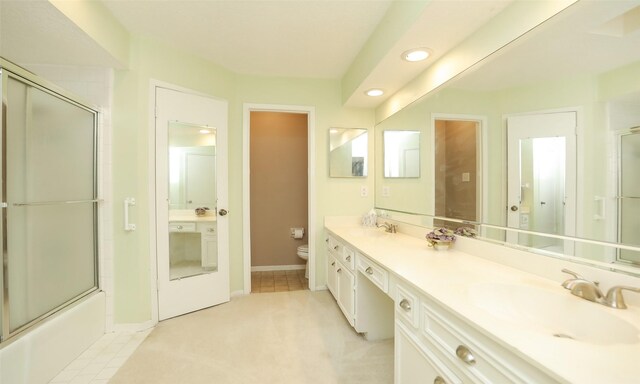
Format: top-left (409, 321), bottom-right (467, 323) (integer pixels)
top-left (434, 120), bottom-right (478, 222)
top-left (250, 112), bottom-right (308, 267)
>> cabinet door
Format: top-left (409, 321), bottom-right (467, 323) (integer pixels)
top-left (327, 253), bottom-right (337, 297)
top-left (395, 322), bottom-right (460, 384)
top-left (337, 266), bottom-right (355, 326)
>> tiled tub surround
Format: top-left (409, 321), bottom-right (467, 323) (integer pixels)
top-left (325, 216), bottom-right (640, 384)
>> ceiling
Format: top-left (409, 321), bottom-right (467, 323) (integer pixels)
top-left (0, 0), bottom-right (512, 108)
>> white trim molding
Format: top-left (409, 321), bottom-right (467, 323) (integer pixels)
top-left (242, 104), bottom-right (317, 295)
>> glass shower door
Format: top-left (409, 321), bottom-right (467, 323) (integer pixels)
top-left (2, 71), bottom-right (98, 339)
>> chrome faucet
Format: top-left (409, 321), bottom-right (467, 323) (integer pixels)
top-left (377, 221), bottom-right (397, 233)
top-left (561, 269), bottom-right (640, 309)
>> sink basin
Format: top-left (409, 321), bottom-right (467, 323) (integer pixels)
top-left (347, 228), bottom-right (389, 238)
top-left (468, 283), bottom-right (639, 345)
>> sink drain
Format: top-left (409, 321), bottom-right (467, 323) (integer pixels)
top-left (553, 333), bottom-right (575, 340)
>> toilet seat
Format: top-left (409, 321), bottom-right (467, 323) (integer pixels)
top-left (297, 245), bottom-right (309, 279)
top-left (297, 244), bottom-right (309, 257)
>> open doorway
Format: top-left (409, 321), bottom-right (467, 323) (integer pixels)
top-left (243, 105), bottom-right (316, 294)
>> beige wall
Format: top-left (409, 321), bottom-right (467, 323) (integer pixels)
top-left (250, 112), bottom-right (308, 267)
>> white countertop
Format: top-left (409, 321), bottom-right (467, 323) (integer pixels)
top-left (169, 209), bottom-right (216, 222)
top-left (325, 220), bottom-right (640, 384)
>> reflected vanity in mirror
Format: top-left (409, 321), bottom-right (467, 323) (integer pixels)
top-left (168, 121), bottom-right (218, 280)
top-left (329, 128), bottom-right (368, 177)
top-left (373, 0), bottom-right (640, 273)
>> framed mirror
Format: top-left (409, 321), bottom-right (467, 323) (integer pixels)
top-left (383, 131), bottom-right (420, 178)
top-left (168, 121), bottom-right (217, 280)
top-left (328, 128), bottom-right (368, 178)
top-left (373, 0), bottom-right (640, 272)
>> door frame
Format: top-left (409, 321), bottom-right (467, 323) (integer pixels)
top-left (148, 80), bottom-right (229, 324)
top-left (242, 104), bottom-right (316, 294)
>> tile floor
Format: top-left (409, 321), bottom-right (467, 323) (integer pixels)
top-left (251, 269), bottom-right (308, 293)
top-left (48, 329), bottom-right (152, 384)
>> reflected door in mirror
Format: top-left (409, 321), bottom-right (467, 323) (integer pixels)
top-left (434, 118), bottom-right (480, 222)
top-left (507, 112), bottom-right (577, 253)
top-left (619, 131), bottom-right (640, 264)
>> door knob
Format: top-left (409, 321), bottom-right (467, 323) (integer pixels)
top-left (218, 209), bottom-right (228, 216)
top-left (510, 205), bottom-right (519, 212)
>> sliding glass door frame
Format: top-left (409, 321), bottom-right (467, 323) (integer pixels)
top-left (0, 59), bottom-right (100, 343)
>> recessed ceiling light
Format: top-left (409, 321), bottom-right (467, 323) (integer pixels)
top-left (402, 48), bottom-right (431, 62)
top-left (199, 129), bottom-right (211, 134)
top-left (366, 89), bottom-right (384, 97)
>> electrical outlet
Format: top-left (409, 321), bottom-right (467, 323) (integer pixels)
top-left (360, 186), bottom-right (368, 197)
top-left (382, 186), bottom-right (390, 197)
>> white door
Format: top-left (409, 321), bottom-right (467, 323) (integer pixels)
top-left (156, 87), bottom-right (229, 320)
top-left (506, 111), bottom-right (576, 252)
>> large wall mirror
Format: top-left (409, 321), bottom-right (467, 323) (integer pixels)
top-left (329, 128), bottom-right (368, 177)
top-left (374, 0), bottom-right (640, 272)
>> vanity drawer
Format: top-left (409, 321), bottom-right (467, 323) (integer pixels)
top-left (395, 284), bottom-right (419, 328)
top-left (169, 222), bottom-right (196, 232)
top-left (326, 235), bottom-right (342, 255)
top-left (197, 222), bottom-right (216, 236)
top-left (420, 299), bottom-right (555, 384)
top-left (357, 255), bottom-right (388, 292)
top-left (342, 246), bottom-right (356, 270)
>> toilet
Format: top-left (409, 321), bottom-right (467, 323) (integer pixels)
top-left (297, 244), bottom-right (309, 279)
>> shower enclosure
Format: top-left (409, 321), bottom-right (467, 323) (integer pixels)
top-left (0, 60), bottom-right (99, 343)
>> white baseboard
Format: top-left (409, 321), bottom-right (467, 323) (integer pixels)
top-left (230, 290), bottom-right (245, 298)
top-left (111, 319), bottom-right (156, 333)
top-left (251, 264), bottom-right (305, 272)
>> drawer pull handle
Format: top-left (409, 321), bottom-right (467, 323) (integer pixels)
top-left (346, 255), bottom-right (351, 261)
top-left (331, 262), bottom-right (335, 266)
top-left (434, 376), bottom-right (447, 384)
top-left (177, 225), bottom-right (183, 230)
top-left (334, 245), bottom-right (339, 250)
top-left (456, 345), bottom-right (476, 366)
top-left (399, 299), bottom-right (411, 311)
top-left (337, 268), bottom-right (342, 273)
top-left (325, 238), bottom-right (329, 243)
top-left (207, 228), bottom-right (215, 232)
top-left (365, 267), bottom-right (373, 275)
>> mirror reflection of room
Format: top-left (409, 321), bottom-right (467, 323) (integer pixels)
top-left (383, 130), bottom-right (420, 178)
top-left (434, 118), bottom-right (480, 223)
top-left (328, 128), bottom-right (368, 178)
top-left (168, 121), bottom-right (218, 280)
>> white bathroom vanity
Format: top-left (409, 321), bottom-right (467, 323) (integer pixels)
top-left (325, 216), bottom-right (640, 384)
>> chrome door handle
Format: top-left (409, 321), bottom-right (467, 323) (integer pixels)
top-left (177, 225), bottom-right (183, 230)
top-left (365, 267), bottom-right (373, 275)
top-left (456, 345), bottom-right (476, 365)
top-left (218, 209), bottom-right (228, 216)
top-left (510, 205), bottom-right (518, 212)
top-left (399, 299), bottom-right (411, 311)
top-left (207, 228), bottom-right (215, 232)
